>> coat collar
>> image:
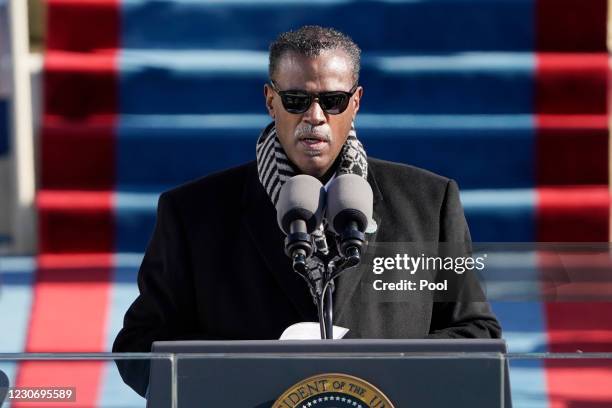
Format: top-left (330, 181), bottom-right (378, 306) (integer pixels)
top-left (241, 160), bottom-right (384, 325)
top-left (334, 161), bottom-right (384, 323)
top-left (241, 162), bottom-right (316, 321)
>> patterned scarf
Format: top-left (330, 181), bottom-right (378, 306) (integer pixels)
top-left (256, 122), bottom-right (369, 255)
top-left (256, 122), bottom-right (368, 206)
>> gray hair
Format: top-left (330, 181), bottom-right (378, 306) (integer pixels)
top-left (269, 25), bottom-right (361, 83)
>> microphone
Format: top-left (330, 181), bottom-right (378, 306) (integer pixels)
top-left (276, 175), bottom-right (326, 275)
top-left (327, 174), bottom-right (373, 265)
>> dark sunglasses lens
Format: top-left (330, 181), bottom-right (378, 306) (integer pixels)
top-left (281, 93), bottom-right (311, 113)
top-left (319, 93), bottom-right (349, 114)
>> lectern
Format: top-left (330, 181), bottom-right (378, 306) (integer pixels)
top-left (147, 339), bottom-right (511, 407)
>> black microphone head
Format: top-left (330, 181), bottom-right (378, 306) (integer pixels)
top-left (327, 174), bottom-right (373, 234)
top-left (276, 175), bottom-right (326, 234)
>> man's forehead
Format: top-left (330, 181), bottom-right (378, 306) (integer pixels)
top-left (274, 49), bottom-right (354, 90)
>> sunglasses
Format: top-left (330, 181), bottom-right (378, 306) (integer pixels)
top-left (270, 81), bottom-right (358, 115)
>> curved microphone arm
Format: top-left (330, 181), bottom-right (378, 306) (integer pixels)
top-left (292, 249), bottom-right (365, 340)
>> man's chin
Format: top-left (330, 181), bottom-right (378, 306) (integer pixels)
top-left (295, 157), bottom-right (330, 178)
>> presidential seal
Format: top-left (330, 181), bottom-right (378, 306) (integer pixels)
top-left (273, 373), bottom-right (395, 408)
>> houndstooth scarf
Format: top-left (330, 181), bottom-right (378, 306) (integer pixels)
top-left (256, 122), bottom-right (368, 255)
top-left (256, 122), bottom-right (368, 206)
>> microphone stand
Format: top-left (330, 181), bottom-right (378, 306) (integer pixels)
top-left (323, 282), bottom-right (334, 339)
top-left (293, 254), bottom-right (360, 339)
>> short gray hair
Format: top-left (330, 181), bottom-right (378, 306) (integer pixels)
top-left (269, 25), bottom-right (361, 83)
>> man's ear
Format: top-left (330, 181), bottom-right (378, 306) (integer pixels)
top-left (264, 84), bottom-right (275, 119)
top-left (351, 86), bottom-right (363, 120)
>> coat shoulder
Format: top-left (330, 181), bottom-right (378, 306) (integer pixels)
top-left (367, 157), bottom-right (453, 198)
top-left (163, 161), bottom-right (255, 201)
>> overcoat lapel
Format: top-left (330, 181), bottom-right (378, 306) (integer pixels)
top-left (241, 163), bottom-right (317, 321)
top-left (334, 163), bottom-right (384, 324)
top-left (241, 160), bottom-right (384, 327)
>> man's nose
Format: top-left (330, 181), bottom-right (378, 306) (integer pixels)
top-left (302, 99), bottom-right (326, 125)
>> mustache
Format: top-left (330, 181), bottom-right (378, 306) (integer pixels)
top-left (294, 124), bottom-right (331, 142)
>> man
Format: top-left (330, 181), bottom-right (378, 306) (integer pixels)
top-left (113, 26), bottom-right (501, 397)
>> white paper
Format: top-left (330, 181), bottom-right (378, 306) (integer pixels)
top-left (279, 322), bottom-right (349, 340)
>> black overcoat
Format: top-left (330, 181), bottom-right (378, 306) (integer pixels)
top-left (113, 157), bottom-right (501, 396)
